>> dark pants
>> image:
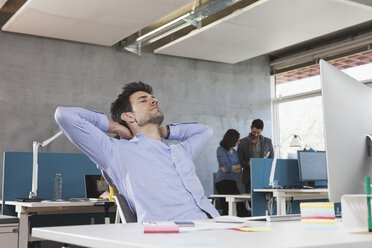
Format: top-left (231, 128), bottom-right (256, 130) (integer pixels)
top-left (245, 183), bottom-right (251, 194)
top-left (215, 180), bottom-right (248, 217)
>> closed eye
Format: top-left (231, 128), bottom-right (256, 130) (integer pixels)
top-left (137, 95), bottom-right (156, 103)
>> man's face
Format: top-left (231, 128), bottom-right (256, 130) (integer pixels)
top-left (128, 91), bottom-right (164, 127)
top-left (250, 127), bottom-right (262, 139)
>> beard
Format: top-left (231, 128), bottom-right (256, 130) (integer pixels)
top-left (250, 132), bottom-right (259, 139)
top-left (136, 111), bottom-right (164, 127)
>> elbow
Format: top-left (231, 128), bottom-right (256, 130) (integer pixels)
top-left (205, 126), bottom-right (213, 139)
top-left (54, 107), bottom-right (70, 127)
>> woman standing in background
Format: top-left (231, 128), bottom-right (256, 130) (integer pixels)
top-left (215, 129), bottom-right (247, 216)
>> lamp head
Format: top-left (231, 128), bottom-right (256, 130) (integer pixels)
top-left (290, 134), bottom-right (302, 148)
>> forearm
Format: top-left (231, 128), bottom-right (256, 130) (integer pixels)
top-left (220, 162), bottom-right (233, 172)
top-left (159, 125), bottom-right (169, 139)
top-left (171, 123), bottom-right (213, 161)
top-left (168, 123), bottom-right (212, 142)
top-left (232, 164), bottom-right (241, 174)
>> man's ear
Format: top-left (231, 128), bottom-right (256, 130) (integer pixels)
top-left (121, 112), bottom-right (135, 124)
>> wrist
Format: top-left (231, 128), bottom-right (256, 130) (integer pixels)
top-left (165, 125), bottom-right (170, 139)
top-left (108, 121), bottom-right (119, 134)
top-left (159, 125), bottom-right (170, 139)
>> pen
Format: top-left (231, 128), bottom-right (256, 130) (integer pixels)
top-left (366, 176), bottom-right (372, 232)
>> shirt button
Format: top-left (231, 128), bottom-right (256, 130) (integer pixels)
top-left (172, 156), bottom-right (175, 161)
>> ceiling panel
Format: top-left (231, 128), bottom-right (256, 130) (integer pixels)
top-left (155, 0), bottom-right (372, 64)
top-left (0, 0), bottom-right (7, 8)
top-left (2, 0), bottom-right (191, 46)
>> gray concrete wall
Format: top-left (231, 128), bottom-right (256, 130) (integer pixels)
top-left (0, 31), bottom-right (271, 198)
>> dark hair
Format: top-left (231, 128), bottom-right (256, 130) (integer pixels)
top-left (220, 129), bottom-right (240, 150)
top-left (110, 81), bottom-right (152, 129)
top-left (251, 119), bottom-right (264, 130)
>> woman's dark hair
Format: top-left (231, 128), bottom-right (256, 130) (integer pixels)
top-left (219, 129), bottom-right (240, 150)
top-left (110, 81), bottom-right (152, 129)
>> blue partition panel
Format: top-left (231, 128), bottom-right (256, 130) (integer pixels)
top-left (2, 152), bottom-right (101, 216)
top-left (250, 158), bottom-right (327, 216)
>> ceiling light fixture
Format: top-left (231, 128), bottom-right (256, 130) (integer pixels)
top-left (121, 0), bottom-right (244, 55)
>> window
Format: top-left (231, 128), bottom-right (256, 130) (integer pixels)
top-left (273, 50), bottom-right (372, 158)
top-left (277, 96), bottom-right (324, 158)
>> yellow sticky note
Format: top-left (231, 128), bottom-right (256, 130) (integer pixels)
top-left (232, 226), bottom-right (276, 232)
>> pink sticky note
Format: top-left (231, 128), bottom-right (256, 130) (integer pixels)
top-left (144, 224), bottom-right (179, 233)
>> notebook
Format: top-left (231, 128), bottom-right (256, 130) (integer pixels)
top-left (84, 174), bottom-right (109, 201)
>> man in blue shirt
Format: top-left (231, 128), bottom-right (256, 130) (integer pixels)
top-left (55, 82), bottom-right (219, 222)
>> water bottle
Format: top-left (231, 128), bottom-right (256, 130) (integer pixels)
top-left (54, 173), bottom-right (63, 201)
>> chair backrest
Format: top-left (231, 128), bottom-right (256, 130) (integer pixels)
top-left (113, 194), bottom-right (137, 223)
top-left (213, 172), bottom-right (245, 194)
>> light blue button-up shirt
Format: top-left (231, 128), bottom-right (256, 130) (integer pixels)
top-left (55, 107), bottom-right (219, 222)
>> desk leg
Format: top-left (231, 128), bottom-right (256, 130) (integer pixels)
top-left (226, 198), bottom-right (237, 216)
top-left (275, 192), bottom-right (286, 216)
top-left (16, 206), bottom-right (29, 248)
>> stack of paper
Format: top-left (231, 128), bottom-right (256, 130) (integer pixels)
top-left (300, 202), bottom-right (335, 230)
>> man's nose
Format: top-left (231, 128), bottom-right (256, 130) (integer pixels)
top-left (151, 98), bottom-right (158, 105)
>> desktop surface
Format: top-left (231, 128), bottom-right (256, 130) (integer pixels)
top-left (255, 188), bottom-right (328, 193)
top-left (32, 220), bottom-right (372, 248)
top-left (6, 200), bottom-right (107, 207)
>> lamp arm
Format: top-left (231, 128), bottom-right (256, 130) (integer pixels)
top-left (278, 134), bottom-right (295, 147)
top-left (29, 142), bottom-right (41, 198)
top-left (41, 131), bottom-right (63, 147)
top-left (29, 131), bottom-right (63, 199)
top-left (269, 155), bottom-right (278, 187)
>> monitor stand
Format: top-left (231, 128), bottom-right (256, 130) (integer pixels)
top-left (307, 181), bottom-right (328, 189)
top-left (307, 181), bottom-right (315, 188)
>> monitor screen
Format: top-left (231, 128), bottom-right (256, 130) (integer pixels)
top-left (298, 151), bottom-right (327, 182)
top-left (84, 174), bottom-right (109, 199)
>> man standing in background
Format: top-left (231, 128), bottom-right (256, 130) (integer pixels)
top-left (238, 119), bottom-right (274, 193)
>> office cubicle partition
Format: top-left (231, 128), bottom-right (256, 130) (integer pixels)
top-left (2, 152), bottom-right (111, 226)
top-left (251, 158), bottom-right (328, 216)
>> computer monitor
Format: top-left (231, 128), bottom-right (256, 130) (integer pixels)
top-left (320, 59), bottom-right (372, 202)
top-left (84, 174), bottom-right (109, 199)
top-left (297, 150), bottom-right (327, 187)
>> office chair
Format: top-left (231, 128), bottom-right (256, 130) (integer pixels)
top-left (112, 194), bottom-right (137, 223)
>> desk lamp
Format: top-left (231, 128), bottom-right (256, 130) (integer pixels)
top-left (269, 134), bottom-right (302, 188)
top-left (28, 131), bottom-right (64, 201)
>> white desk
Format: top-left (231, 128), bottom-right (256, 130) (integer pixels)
top-left (254, 188), bottom-right (329, 215)
top-left (210, 194), bottom-right (251, 216)
top-left (32, 220), bottom-right (372, 248)
top-left (6, 200), bottom-right (116, 248)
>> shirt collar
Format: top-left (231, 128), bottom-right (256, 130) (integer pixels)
top-left (132, 132), bottom-right (167, 144)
